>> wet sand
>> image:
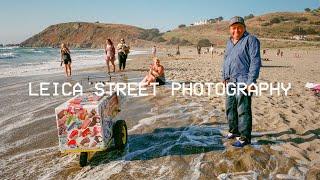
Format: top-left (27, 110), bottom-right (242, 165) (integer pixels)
top-left (1, 47), bottom-right (320, 179)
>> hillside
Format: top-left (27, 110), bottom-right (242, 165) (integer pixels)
top-left (20, 22), bottom-right (155, 48)
top-left (21, 11), bottom-right (320, 48)
top-left (163, 11), bottom-right (320, 47)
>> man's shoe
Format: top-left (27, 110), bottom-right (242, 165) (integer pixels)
top-left (232, 140), bottom-right (250, 147)
top-left (225, 133), bottom-right (239, 139)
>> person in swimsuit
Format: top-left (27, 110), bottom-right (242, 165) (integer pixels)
top-left (60, 43), bottom-right (72, 77)
top-left (140, 57), bottom-right (165, 86)
top-left (105, 39), bottom-right (116, 73)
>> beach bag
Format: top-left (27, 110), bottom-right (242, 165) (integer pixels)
top-left (124, 45), bottom-right (130, 54)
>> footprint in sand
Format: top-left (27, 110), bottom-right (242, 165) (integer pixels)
top-left (279, 113), bottom-right (290, 124)
top-left (291, 109), bottom-right (298, 114)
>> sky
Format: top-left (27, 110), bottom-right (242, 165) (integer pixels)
top-left (0, 0), bottom-right (319, 44)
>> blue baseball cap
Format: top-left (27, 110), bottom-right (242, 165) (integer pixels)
top-left (229, 16), bottom-right (245, 26)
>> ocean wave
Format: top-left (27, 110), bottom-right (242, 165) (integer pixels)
top-left (0, 52), bottom-right (17, 59)
top-left (0, 57), bottom-right (105, 78)
top-left (18, 62), bottom-right (48, 67)
top-left (72, 49), bottom-right (104, 53)
top-left (71, 54), bottom-right (104, 60)
top-left (130, 50), bottom-right (149, 55)
top-left (26, 49), bottom-right (45, 53)
top-left (33, 50), bottom-right (45, 53)
top-left (71, 49), bottom-right (148, 55)
top-left (19, 48), bottom-right (47, 54)
top-left (0, 46), bottom-right (19, 50)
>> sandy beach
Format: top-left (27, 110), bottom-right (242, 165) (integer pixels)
top-left (0, 46), bottom-right (319, 179)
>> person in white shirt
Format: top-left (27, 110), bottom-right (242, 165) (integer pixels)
top-left (209, 44), bottom-right (214, 58)
top-left (152, 45), bottom-right (157, 58)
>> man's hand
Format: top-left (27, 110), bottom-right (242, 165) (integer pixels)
top-left (246, 84), bottom-right (256, 91)
top-left (222, 80), bottom-right (228, 87)
top-left (151, 70), bottom-right (159, 77)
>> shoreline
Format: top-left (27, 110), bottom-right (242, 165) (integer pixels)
top-left (0, 48), bottom-right (149, 78)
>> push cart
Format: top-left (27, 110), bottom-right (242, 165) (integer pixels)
top-left (55, 90), bottom-right (128, 167)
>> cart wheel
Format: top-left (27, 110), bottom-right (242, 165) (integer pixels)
top-left (79, 152), bottom-right (88, 167)
top-left (113, 120), bottom-right (127, 150)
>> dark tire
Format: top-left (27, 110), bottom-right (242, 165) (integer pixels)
top-left (113, 120), bottom-right (128, 150)
top-left (79, 152), bottom-right (88, 167)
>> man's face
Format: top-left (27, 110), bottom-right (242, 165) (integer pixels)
top-left (229, 23), bottom-right (245, 40)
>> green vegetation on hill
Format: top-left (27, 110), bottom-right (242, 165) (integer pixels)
top-left (163, 11), bottom-right (320, 48)
top-left (138, 28), bottom-right (166, 42)
top-left (21, 11), bottom-right (320, 48)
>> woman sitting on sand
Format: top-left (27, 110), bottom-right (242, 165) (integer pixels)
top-left (105, 39), bottom-right (116, 73)
top-left (60, 43), bottom-right (72, 77)
top-left (140, 57), bottom-right (165, 86)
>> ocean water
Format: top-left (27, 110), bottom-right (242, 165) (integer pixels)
top-left (0, 47), bottom-right (148, 78)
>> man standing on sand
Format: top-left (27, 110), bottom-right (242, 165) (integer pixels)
top-left (197, 45), bottom-right (201, 57)
top-left (222, 16), bottom-right (261, 147)
top-left (176, 45), bottom-right (180, 56)
top-left (117, 38), bottom-right (130, 71)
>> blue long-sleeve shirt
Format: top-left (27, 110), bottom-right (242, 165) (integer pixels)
top-left (222, 31), bottom-right (261, 85)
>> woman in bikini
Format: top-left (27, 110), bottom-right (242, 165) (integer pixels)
top-left (60, 43), bottom-right (72, 77)
top-left (105, 39), bottom-right (116, 73)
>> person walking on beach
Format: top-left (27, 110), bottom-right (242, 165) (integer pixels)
top-left (197, 45), bottom-right (201, 57)
top-left (276, 49), bottom-right (280, 56)
top-left (209, 44), bottom-right (214, 58)
top-left (176, 45), bottom-right (180, 56)
top-left (105, 39), bottom-right (116, 73)
top-left (60, 43), bottom-right (72, 77)
top-left (117, 38), bottom-right (130, 72)
top-left (152, 45), bottom-right (157, 58)
top-left (140, 57), bottom-right (165, 86)
top-left (222, 16), bottom-right (261, 147)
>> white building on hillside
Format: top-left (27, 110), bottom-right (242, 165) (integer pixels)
top-left (291, 35), bottom-right (307, 40)
top-left (194, 20), bottom-right (209, 26)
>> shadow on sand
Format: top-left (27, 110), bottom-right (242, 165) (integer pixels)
top-left (261, 65), bottom-right (291, 68)
top-left (89, 125), bottom-right (225, 166)
top-left (88, 126), bottom-right (320, 166)
top-left (252, 128), bottom-right (319, 146)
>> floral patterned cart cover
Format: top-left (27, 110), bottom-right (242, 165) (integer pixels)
top-left (55, 92), bottom-right (120, 153)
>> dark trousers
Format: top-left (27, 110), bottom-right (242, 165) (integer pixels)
top-left (226, 86), bottom-right (252, 142)
top-left (118, 52), bottom-right (127, 70)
